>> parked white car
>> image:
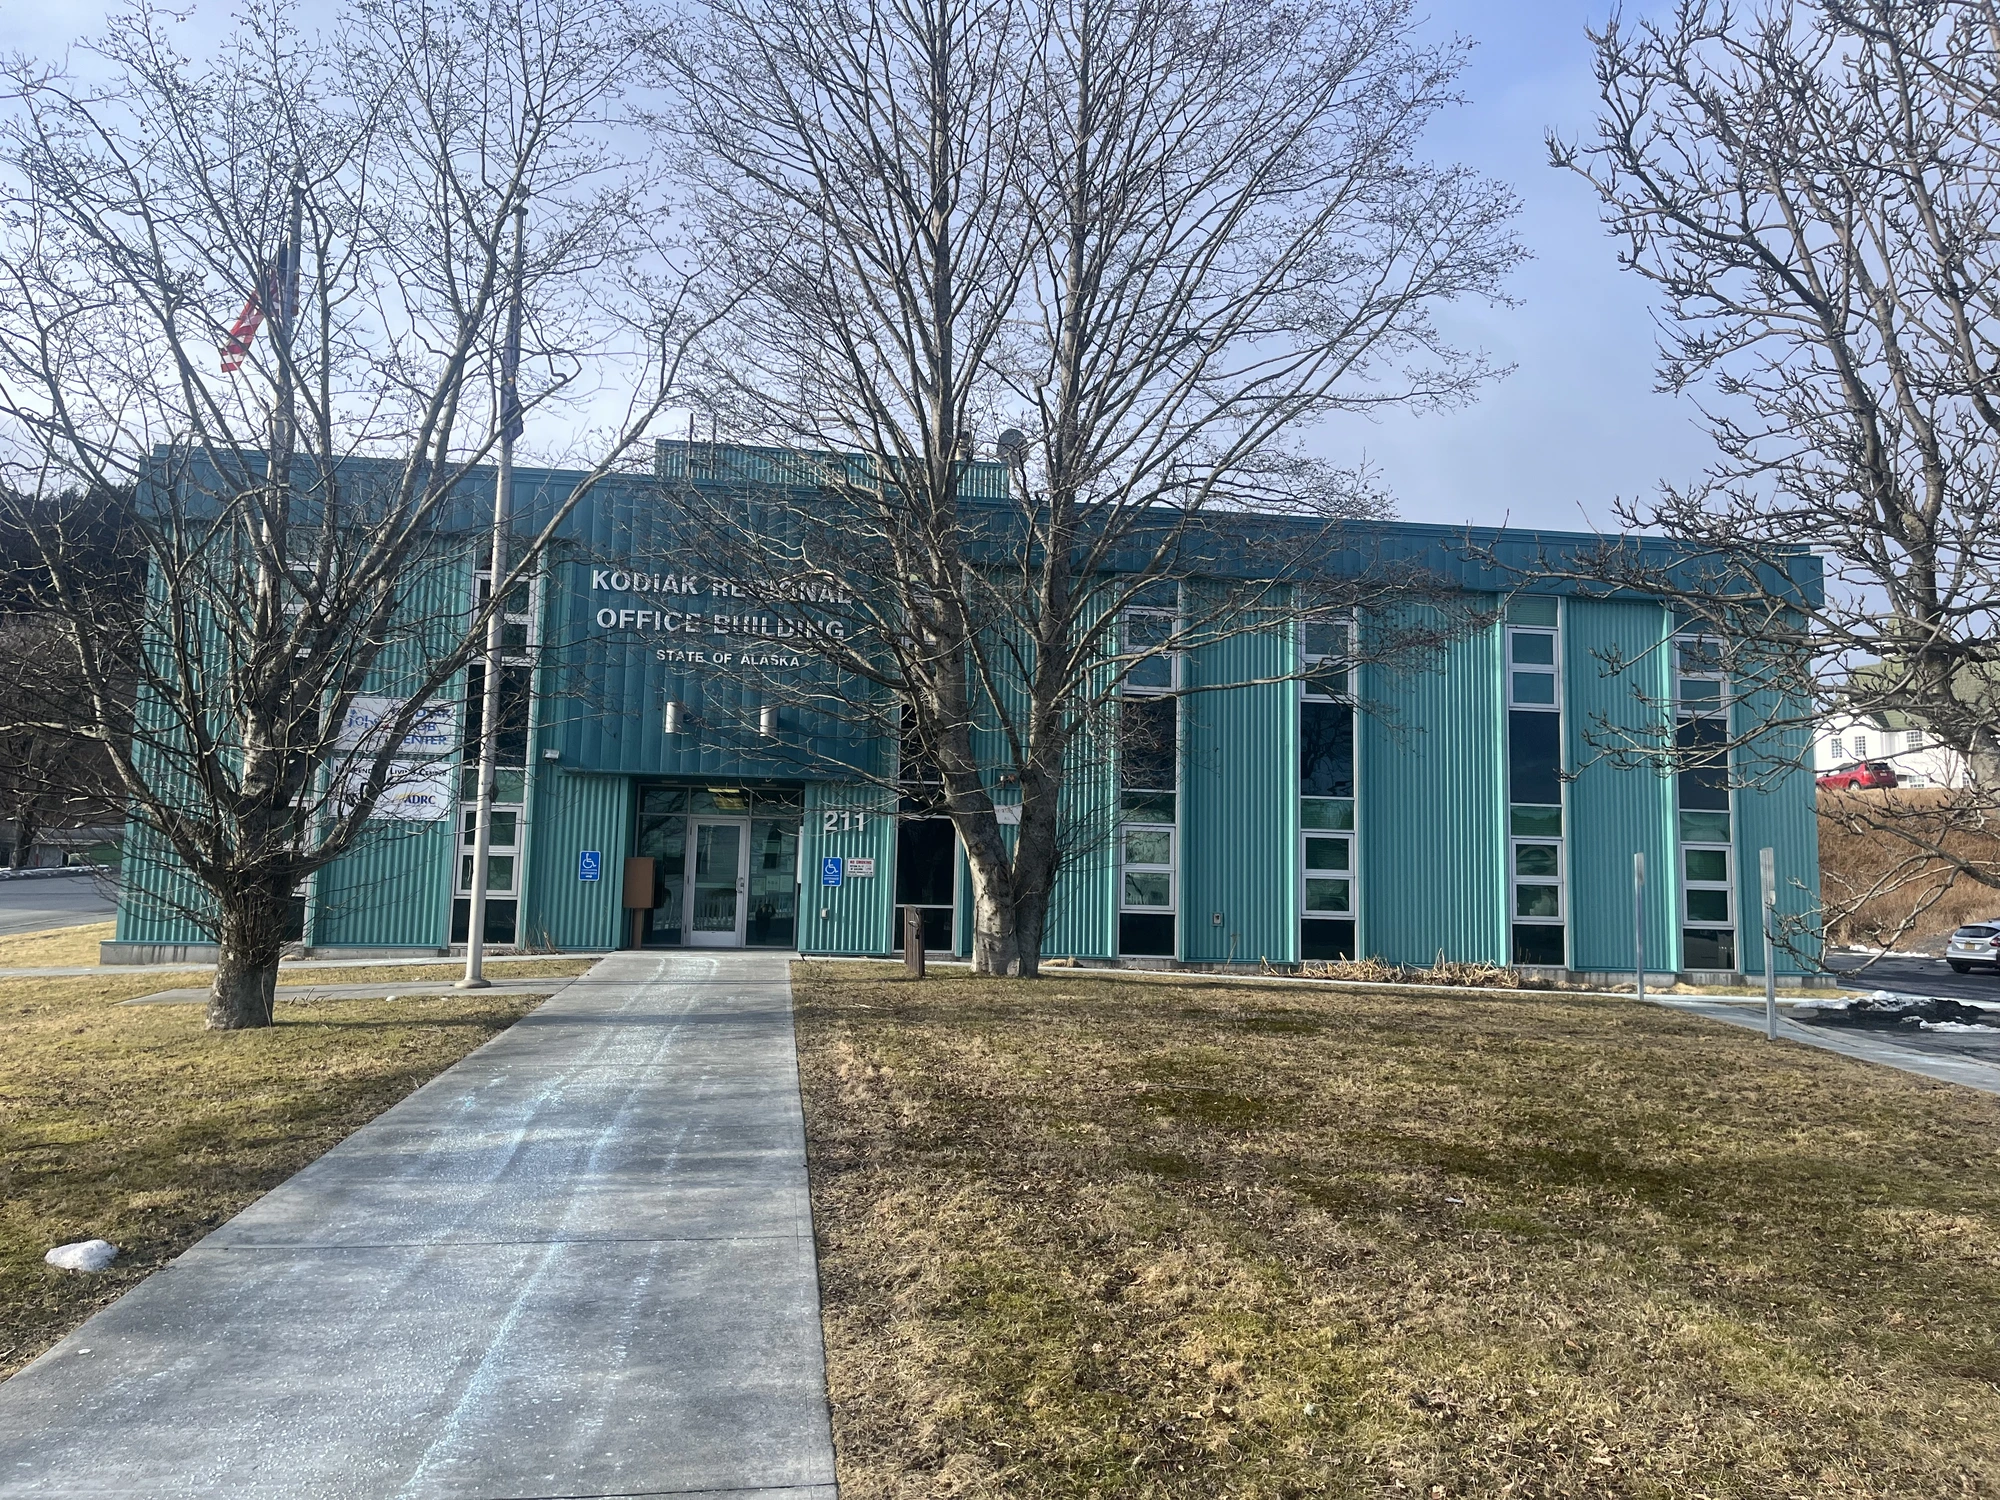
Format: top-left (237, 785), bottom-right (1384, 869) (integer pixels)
top-left (1946, 922), bottom-right (2000, 973)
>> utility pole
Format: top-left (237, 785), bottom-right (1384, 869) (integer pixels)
top-left (459, 201), bottom-right (528, 990)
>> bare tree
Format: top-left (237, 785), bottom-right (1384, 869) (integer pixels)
top-left (652, 0), bottom-right (1520, 974)
top-left (0, 0), bottom-right (698, 1025)
top-left (1548, 0), bottom-right (2000, 948)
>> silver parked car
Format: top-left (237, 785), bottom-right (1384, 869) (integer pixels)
top-left (1947, 922), bottom-right (2000, 973)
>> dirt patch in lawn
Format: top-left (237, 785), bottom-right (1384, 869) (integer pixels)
top-left (792, 962), bottom-right (2000, 1499)
top-left (0, 971), bottom-right (545, 1376)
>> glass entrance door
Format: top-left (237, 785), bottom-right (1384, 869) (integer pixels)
top-left (687, 820), bottom-right (746, 946)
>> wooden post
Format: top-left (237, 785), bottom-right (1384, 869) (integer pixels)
top-left (904, 906), bottom-right (925, 978)
top-left (622, 856), bottom-right (655, 951)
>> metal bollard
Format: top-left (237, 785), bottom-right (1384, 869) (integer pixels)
top-left (904, 907), bottom-right (925, 978)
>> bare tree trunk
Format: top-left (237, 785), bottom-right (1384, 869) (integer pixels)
top-left (206, 896), bottom-right (287, 1030)
top-left (7, 804), bottom-right (36, 870)
top-left (962, 796), bottom-right (1058, 977)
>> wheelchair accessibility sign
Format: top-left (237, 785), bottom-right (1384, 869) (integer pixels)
top-left (820, 856), bottom-right (843, 886)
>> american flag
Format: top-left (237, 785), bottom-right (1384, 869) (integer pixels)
top-left (220, 241), bottom-right (295, 374)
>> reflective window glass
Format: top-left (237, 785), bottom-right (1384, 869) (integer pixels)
top-left (1686, 888), bottom-right (1731, 924)
top-left (1304, 878), bottom-right (1351, 913)
top-left (1304, 836), bottom-right (1350, 871)
top-left (1515, 885), bottom-right (1560, 919)
top-left (1514, 844), bottom-right (1559, 878)
top-left (1684, 848), bottom-right (1729, 883)
top-left (1510, 632), bottom-right (1555, 666)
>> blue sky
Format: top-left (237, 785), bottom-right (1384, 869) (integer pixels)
top-left (1334, 0), bottom-right (1715, 532)
top-left (3, 0), bottom-right (1704, 532)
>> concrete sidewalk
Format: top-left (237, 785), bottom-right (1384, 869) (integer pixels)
top-left (1653, 995), bottom-right (2000, 1096)
top-left (0, 951), bottom-right (838, 1500)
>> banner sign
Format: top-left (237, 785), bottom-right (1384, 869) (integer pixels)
top-left (337, 696), bottom-right (457, 757)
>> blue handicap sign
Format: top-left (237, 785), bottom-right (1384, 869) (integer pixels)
top-left (820, 856), bottom-right (843, 886)
top-left (578, 850), bottom-right (602, 882)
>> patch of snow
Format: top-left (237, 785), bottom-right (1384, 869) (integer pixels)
top-left (1911, 1020), bottom-right (2000, 1033)
top-left (44, 1239), bottom-right (117, 1272)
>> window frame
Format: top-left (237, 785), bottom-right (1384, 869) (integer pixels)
top-left (1119, 820), bottom-right (1177, 914)
top-left (456, 800), bottom-right (523, 897)
top-left (1673, 633), bottom-right (1728, 717)
top-left (1680, 842), bottom-right (1734, 929)
top-left (1504, 624), bottom-right (1561, 711)
top-left (1119, 606), bottom-right (1181, 695)
top-left (1301, 615), bottom-right (1354, 703)
top-left (1509, 837), bottom-right (1564, 925)
top-left (1673, 631), bottom-right (1736, 967)
top-left (1300, 828), bottom-right (1354, 921)
top-left (475, 568), bottom-right (541, 665)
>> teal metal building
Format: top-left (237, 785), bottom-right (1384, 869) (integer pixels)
top-left (109, 442), bottom-right (1824, 981)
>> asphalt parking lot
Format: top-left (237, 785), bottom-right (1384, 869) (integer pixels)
top-left (1825, 947), bottom-right (2000, 1004)
top-left (0, 872), bottom-right (118, 938)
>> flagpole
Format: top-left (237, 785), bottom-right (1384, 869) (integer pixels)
top-left (460, 201), bottom-right (528, 990)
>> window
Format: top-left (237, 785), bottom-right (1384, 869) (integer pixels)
top-left (1828, 736), bottom-right (1844, 761)
top-left (1121, 607), bottom-right (1179, 693)
top-left (1675, 633), bottom-right (1734, 970)
top-left (1675, 634), bottom-right (1726, 715)
top-left (1906, 728), bottom-right (1926, 751)
top-left (1681, 844), bottom-right (1735, 968)
top-left (1511, 839), bottom-right (1564, 964)
top-left (1302, 616), bottom-right (1353, 701)
top-left (1119, 694), bottom-right (1177, 956)
top-left (1300, 823), bottom-right (1354, 960)
top-left (898, 703), bottom-right (944, 814)
top-left (895, 817), bottom-right (957, 953)
top-left (1301, 702), bottom-right (1355, 798)
top-left (452, 797), bottom-right (521, 945)
top-left (1122, 826), bottom-right (1176, 913)
top-left (1505, 621), bottom-right (1559, 709)
top-left (1300, 622), bottom-right (1358, 959)
top-left (477, 570), bottom-right (538, 657)
top-left (1505, 597), bottom-right (1563, 967)
top-left (1852, 733), bottom-right (1867, 759)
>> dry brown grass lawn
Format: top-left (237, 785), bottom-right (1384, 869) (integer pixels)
top-left (0, 922), bottom-right (116, 968)
top-left (793, 962), bottom-right (2000, 1499)
top-left (0, 968), bottom-right (551, 1376)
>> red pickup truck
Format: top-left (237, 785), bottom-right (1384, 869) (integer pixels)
top-left (1817, 760), bottom-right (1899, 791)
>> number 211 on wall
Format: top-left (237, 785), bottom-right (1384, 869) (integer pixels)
top-left (822, 809), bottom-right (869, 833)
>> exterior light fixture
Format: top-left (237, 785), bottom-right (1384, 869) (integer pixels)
top-left (540, 748), bottom-right (560, 763)
top-left (759, 704), bottom-right (779, 739)
top-left (663, 700), bottom-right (685, 735)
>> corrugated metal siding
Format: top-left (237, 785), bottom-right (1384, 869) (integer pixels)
top-left (312, 822), bottom-right (453, 947)
top-left (1564, 598), bottom-right (1677, 971)
top-left (114, 819), bottom-right (215, 943)
top-left (538, 472), bottom-right (884, 783)
top-left (1734, 689), bottom-right (1823, 975)
top-left (1182, 608), bottom-right (1295, 964)
top-left (1358, 599), bottom-right (1507, 964)
top-left (520, 769), bottom-right (629, 950)
top-left (1042, 697), bottom-right (1117, 961)
top-left (797, 782), bottom-right (895, 954)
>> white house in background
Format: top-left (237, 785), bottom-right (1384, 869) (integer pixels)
top-left (1815, 710), bottom-right (1968, 788)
